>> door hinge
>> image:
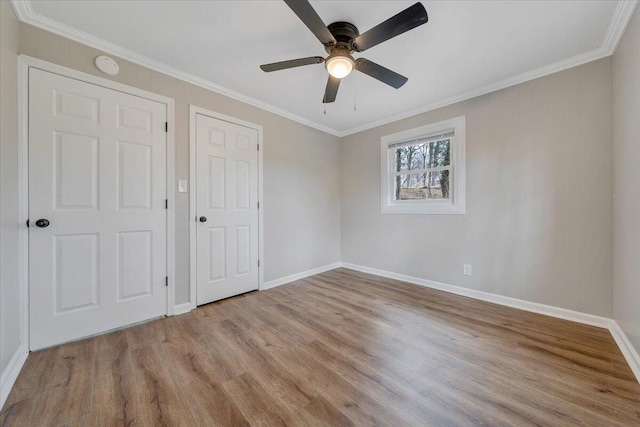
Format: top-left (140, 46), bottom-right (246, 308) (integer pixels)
top-left (257, 201), bottom-right (260, 209)
top-left (165, 122), bottom-right (168, 132)
top-left (165, 276), bottom-right (168, 287)
top-left (258, 260), bottom-right (260, 267)
top-left (165, 199), bottom-right (168, 209)
top-left (26, 219), bottom-right (29, 227)
top-left (257, 144), bottom-right (260, 151)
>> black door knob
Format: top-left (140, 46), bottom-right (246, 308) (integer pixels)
top-left (199, 216), bottom-right (207, 223)
top-left (35, 218), bottom-right (50, 228)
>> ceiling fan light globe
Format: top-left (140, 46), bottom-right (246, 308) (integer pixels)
top-left (325, 56), bottom-right (354, 79)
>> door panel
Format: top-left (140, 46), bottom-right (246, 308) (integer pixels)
top-left (29, 68), bottom-right (167, 350)
top-left (55, 131), bottom-right (99, 209)
top-left (208, 227), bottom-right (226, 281)
top-left (118, 141), bottom-right (152, 209)
top-left (208, 156), bottom-right (226, 209)
top-left (235, 160), bottom-right (250, 209)
top-left (196, 114), bottom-right (258, 305)
top-left (117, 230), bottom-right (153, 300)
top-left (55, 233), bottom-right (99, 312)
top-left (235, 225), bottom-right (251, 276)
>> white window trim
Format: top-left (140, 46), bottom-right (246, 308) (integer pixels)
top-left (381, 115), bottom-right (466, 214)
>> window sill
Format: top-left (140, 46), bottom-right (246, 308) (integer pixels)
top-left (381, 203), bottom-right (466, 215)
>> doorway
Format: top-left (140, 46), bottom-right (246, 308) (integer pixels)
top-left (23, 58), bottom-right (175, 350)
top-left (190, 107), bottom-right (263, 306)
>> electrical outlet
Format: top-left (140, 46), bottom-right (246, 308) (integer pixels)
top-left (177, 180), bottom-right (188, 193)
top-left (463, 264), bottom-right (472, 276)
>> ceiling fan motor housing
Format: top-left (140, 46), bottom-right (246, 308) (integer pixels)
top-left (326, 21), bottom-right (360, 53)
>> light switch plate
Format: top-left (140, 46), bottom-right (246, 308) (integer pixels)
top-left (177, 180), bottom-right (188, 193)
top-left (463, 264), bottom-right (472, 276)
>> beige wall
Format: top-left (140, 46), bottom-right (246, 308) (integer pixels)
top-left (341, 58), bottom-right (613, 317)
top-left (0, 0), bottom-right (21, 375)
top-left (613, 8), bottom-right (640, 352)
top-left (18, 24), bottom-right (342, 305)
top-left (2, 12), bottom-right (628, 336)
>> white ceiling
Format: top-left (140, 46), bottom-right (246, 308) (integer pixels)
top-left (20, 1), bottom-right (636, 135)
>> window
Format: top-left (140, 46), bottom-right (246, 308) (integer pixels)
top-left (381, 116), bottom-right (465, 214)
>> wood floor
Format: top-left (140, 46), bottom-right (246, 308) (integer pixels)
top-left (2, 268), bottom-right (640, 426)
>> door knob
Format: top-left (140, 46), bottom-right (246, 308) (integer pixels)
top-left (35, 218), bottom-right (50, 228)
top-left (199, 216), bottom-right (207, 223)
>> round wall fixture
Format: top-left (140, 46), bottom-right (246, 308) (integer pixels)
top-left (94, 55), bottom-right (120, 76)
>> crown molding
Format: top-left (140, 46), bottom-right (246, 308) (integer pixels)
top-left (9, 0), bottom-right (341, 137)
top-left (339, 0), bottom-right (639, 137)
top-left (10, 0), bottom-right (639, 138)
top-left (339, 47), bottom-right (612, 136)
top-left (603, 0), bottom-right (639, 53)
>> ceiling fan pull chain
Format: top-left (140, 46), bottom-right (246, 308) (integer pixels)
top-left (354, 71), bottom-right (358, 112)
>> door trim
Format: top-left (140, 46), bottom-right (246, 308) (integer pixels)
top-left (17, 55), bottom-right (177, 351)
top-left (189, 106), bottom-right (264, 310)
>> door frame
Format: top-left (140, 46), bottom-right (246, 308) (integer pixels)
top-left (17, 55), bottom-right (177, 351)
top-left (189, 106), bottom-right (264, 310)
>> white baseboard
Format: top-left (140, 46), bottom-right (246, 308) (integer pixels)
top-left (0, 345), bottom-right (28, 409)
top-left (262, 262), bottom-right (342, 290)
top-left (340, 262), bottom-right (640, 384)
top-left (609, 322), bottom-right (640, 383)
top-left (173, 302), bottom-right (194, 316)
top-left (340, 263), bottom-right (613, 328)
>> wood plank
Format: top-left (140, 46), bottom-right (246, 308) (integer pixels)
top-left (222, 373), bottom-right (288, 427)
top-left (80, 330), bottom-right (146, 426)
top-left (3, 346), bottom-right (61, 407)
top-left (303, 394), bottom-right (354, 426)
top-left (2, 268), bottom-right (640, 425)
top-left (129, 343), bottom-right (198, 426)
top-left (164, 350), bottom-right (249, 426)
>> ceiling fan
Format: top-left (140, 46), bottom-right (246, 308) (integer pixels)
top-left (260, 1), bottom-right (429, 103)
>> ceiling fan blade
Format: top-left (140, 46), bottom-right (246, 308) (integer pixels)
top-left (284, 0), bottom-right (336, 46)
top-left (356, 58), bottom-right (408, 89)
top-left (352, 2), bottom-right (428, 52)
top-left (323, 76), bottom-right (340, 103)
top-left (260, 56), bottom-right (324, 72)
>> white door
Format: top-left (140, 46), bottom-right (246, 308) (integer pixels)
top-left (195, 113), bottom-right (259, 305)
top-left (29, 68), bottom-right (168, 350)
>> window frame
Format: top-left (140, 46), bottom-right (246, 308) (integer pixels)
top-left (381, 115), bottom-right (466, 214)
